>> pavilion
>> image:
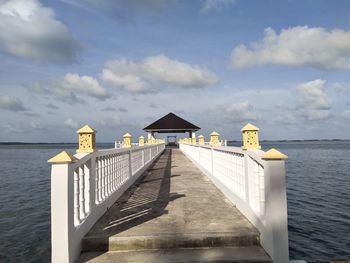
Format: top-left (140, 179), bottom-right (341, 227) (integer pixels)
top-left (143, 112), bottom-right (200, 144)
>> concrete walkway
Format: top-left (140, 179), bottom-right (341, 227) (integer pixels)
top-left (78, 148), bottom-right (271, 262)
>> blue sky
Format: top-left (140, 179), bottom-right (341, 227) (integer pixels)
top-left (1, 0), bottom-right (350, 142)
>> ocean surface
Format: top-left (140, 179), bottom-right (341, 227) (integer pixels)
top-left (0, 141), bottom-right (349, 262)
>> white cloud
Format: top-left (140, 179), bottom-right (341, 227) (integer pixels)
top-left (342, 109), bottom-right (350, 120)
top-left (31, 73), bottom-right (109, 103)
top-left (273, 80), bottom-right (332, 124)
top-left (295, 79), bottom-right (331, 121)
top-left (213, 101), bottom-right (259, 123)
top-left (64, 118), bottom-right (78, 129)
top-left (0, 95), bottom-right (27, 111)
top-left (63, 73), bottom-right (108, 98)
top-left (102, 61), bottom-right (149, 92)
top-left (201, 0), bottom-right (236, 13)
top-left (231, 26), bottom-right (350, 70)
top-left (0, 0), bottom-right (80, 64)
top-left (101, 54), bottom-right (218, 93)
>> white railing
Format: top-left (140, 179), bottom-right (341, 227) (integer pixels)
top-left (50, 143), bottom-right (165, 263)
top-left (179, 143), bottom-right (289, 263)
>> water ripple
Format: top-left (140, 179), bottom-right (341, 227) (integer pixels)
top-left (0, 142), bottom-right (350, 262)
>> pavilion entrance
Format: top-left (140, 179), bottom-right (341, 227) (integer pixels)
top-left (166, 135), bottom-right (177, 146)
top-left (143, 112), bottom-right (200, 146)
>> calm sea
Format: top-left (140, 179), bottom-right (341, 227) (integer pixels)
top-left (0, 141), bottom-right (349, 262)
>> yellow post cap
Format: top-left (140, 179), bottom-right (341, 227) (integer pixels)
top-left (77, 125), bottom-right (96, 134)
top-left (48, 151), bottom-right (77, 163)
top-left (241, 123), bottom-right (259, 131)
top-left (198, 135), bottom-right (204, 138)
top-left (210, 131), bottom-right (219, 136)
top-left (139, 136), bottom-right (144, 139)
top-left (123, 133), bottom-right (132, 138)
top-left (262, 148), bottom-right (288, 160)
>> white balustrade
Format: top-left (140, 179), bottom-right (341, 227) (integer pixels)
top-left (179, 143), bottom-right (289, 263)
top-left (50, 143), bottom-right (165, 263)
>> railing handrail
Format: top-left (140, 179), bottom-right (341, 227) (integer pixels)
top-left (98, 143), bottom-right (162, 153)
top-left (180, 143), bottom-right (265, 166)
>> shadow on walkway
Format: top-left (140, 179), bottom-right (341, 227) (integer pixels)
top-left (78, 148), bottom-right (267, 263)
top-left (83, 148), bottom-right (185, 251)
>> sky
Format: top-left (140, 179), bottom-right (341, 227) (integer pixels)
top-left (1, 0), bottom-right (350, 142)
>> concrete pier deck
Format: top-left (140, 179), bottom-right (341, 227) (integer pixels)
top-left (78, 148), bottom-right (271, 262)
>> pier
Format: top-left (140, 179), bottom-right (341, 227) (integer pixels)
top-left (48, 113), bottom-right (289, 263)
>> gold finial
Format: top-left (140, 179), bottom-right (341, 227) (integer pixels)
top-left (210, 131), bottom-right (220, 146)
top-left (198, 135), bottom-right (205, 145)
top-left (123, 133), bottom-right (132, 148)
top-left (76, 125), bottom-right (96, 153)
top-left (139, 136), bottom-right (145, 146)
top-left (241, 123), bottom-right (261, 150)
top-left (191, 134), bottom-right (196, 144)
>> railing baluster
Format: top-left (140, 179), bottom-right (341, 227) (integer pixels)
top-left (104, 156), bottom-right (107, 199)
top-left (79, 166), bottom-right (85, 220)
top-left (117, 154), bottom-right (120, 187)
top-left (95, 157), bottom-right (99, 204)
top-left (74, 168), bottom-right (80, 226)
top-left (107, 156), bottom-right (111, 196)
top-left (112, 154), bottom-right (116, 191)
top-left (98, 157), bottom-right (103, 202)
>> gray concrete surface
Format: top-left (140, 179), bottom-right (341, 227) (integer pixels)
top-left (77, 246), bottom-right (272, 263)
top-left (79, 148), bottom-right (271, 262)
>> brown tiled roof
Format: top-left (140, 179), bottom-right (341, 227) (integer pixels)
top-left (143, 112), bottom-right (200, 133)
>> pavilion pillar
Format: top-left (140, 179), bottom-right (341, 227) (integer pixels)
top-left (191, 132), bottom-right (196, 144)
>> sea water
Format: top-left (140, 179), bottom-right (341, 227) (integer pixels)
top-left (0, 141), bottom-right (349, 262)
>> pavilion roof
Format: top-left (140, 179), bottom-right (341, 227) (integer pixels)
top-left (143, 112), bottom-right (200, 133)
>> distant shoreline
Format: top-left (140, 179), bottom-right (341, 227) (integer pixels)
top-left (0, 139), bottom-right (348, 145)
top-left (229, 139), bottom-right (346, 143)
top-left (0, 142), bottom-right (111, 145)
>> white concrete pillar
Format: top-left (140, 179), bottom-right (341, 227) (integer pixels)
top-left (48, 151), bottom-right (77, 263)
top-left (262, 148), bottom-right (289, 263)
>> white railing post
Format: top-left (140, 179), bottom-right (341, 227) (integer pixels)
top-left (263, 159), bottom-right (289, 263)
top-left (48, 151), bottom-right (76, 263)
